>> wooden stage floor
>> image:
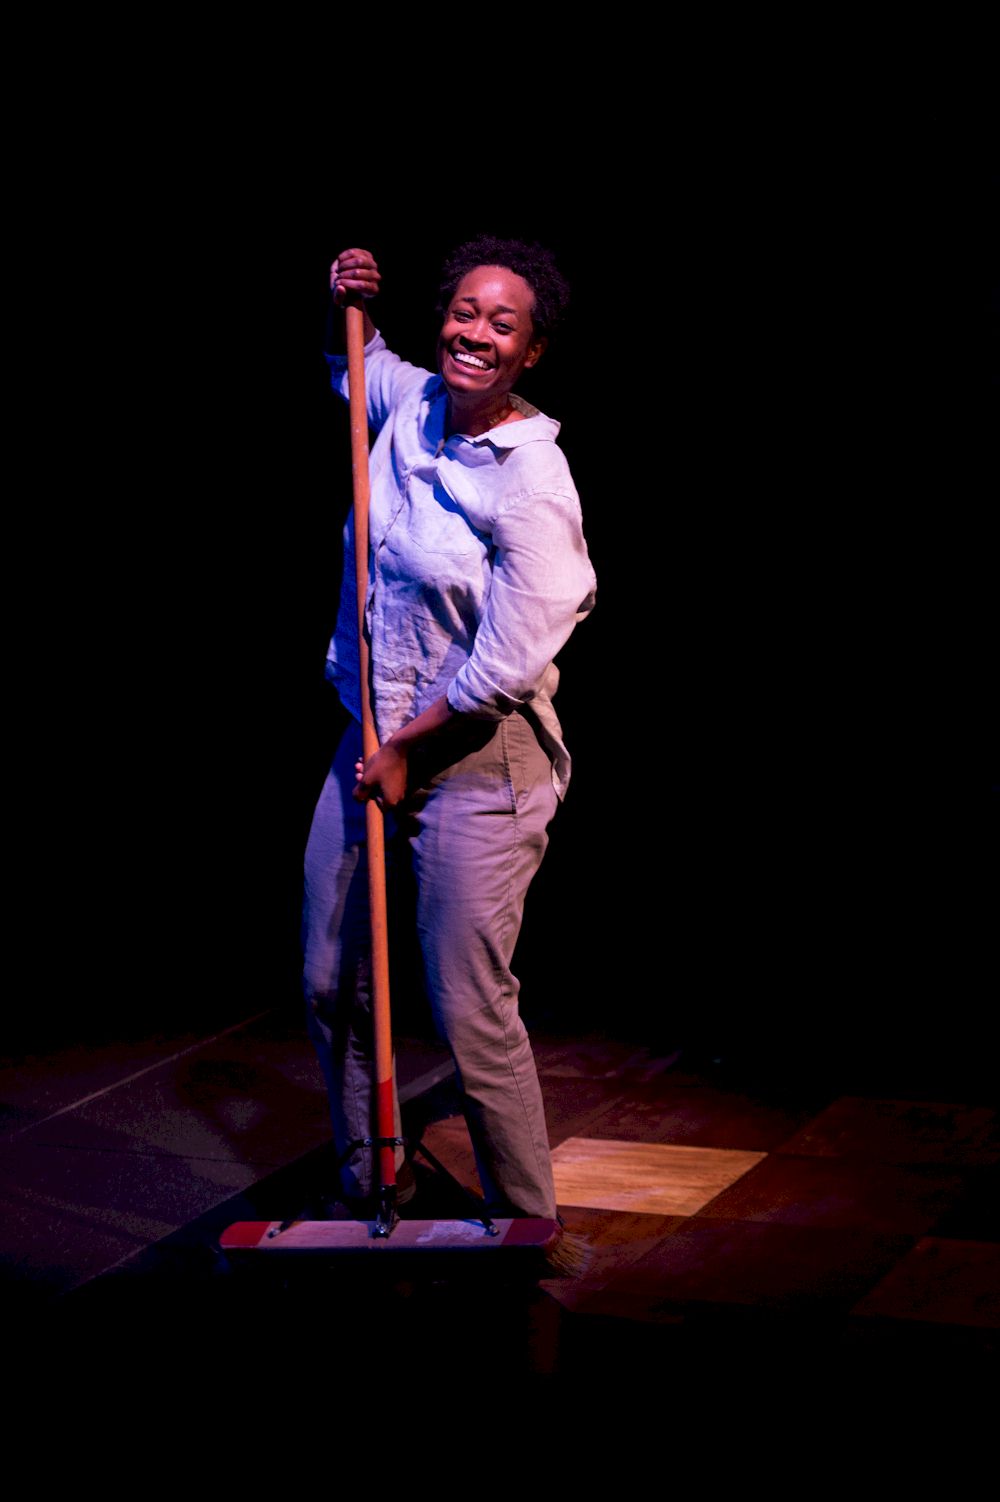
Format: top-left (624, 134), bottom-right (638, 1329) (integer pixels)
top-left (3, 1016), bottom-right (996, 1378)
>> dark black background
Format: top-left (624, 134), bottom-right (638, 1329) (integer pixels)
top-left (12, 87), bottom-right (991, 1097)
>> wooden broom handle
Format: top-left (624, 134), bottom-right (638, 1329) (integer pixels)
top-left (345, 301), bottom-right (396, 1193)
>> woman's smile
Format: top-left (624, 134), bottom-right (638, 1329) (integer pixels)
top-left (451, 349), bottom-right (494, 371)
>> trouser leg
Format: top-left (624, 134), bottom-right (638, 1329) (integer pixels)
top-left (302, 721), bottom-right (402, 1200)
top-left (408, 711), bottom-right (559, 1219)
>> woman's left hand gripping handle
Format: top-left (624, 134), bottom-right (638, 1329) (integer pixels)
top-left (354, 742), bottom-right (409, 811)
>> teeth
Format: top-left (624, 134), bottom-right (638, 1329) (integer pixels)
top-left (454, 351), bottom-right (490, 370)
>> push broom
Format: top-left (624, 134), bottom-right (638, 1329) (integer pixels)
top-left (221, 299), bottom-right (586, 1276)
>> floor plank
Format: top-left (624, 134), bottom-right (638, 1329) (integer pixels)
top-left (551, 1137), bottom-right (766, 1214)
top-left (779, 1097), bottom-right (999, 1165)
top-left (572, 1219), bottom-right (914, 1322)
top-left (851, 1237), bottom-right (1000, 1328)
top-left (698, 1153), bottom-right (967, 1234)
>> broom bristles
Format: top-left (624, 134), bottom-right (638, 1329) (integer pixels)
top-left (543, 1226), bottom-right (592, 1277)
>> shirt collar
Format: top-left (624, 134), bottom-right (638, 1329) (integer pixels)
top-left (430, 381), bottom-right (561, 451)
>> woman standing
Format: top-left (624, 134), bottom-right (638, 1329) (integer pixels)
top-left (303, 238), bottom-right (596, 1220)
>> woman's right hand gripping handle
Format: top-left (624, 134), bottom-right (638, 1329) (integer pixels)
top-left (331, 247), bottom-right (380, 305)
top-left (327, 247), bottom-right (380, 350)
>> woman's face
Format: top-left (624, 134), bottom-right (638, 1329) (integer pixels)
top-left (437, 265), bottom-right (546, 405)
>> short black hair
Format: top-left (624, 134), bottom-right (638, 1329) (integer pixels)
top-left (437, 235), bottom-right (570, 342)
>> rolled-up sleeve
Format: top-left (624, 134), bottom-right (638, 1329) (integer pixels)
top-left (446, 490), bottom-right (597, 719)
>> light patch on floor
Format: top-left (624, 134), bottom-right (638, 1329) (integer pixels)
top-left (551, 1138), bottom-right (767, 1215)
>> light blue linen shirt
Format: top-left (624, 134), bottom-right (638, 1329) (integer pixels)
top-left (325, 331), bottom-right (596, 799)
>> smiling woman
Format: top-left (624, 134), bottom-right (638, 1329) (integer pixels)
top-left (437, 266), bottom-right (546, 432)
top-left (304, 236), bottom-right (595, 1223)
